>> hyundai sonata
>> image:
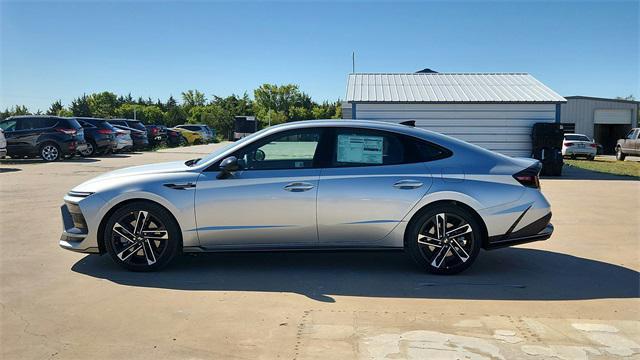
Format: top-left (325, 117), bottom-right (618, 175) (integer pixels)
top-left (60, 120), bottom-right (553, 274)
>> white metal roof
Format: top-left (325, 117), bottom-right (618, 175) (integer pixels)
top-left (346, 73), bottom-right (566, 103)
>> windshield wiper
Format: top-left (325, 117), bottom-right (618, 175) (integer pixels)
top-left (185, 158), bottom-right (201, 167)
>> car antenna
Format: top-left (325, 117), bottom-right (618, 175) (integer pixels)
top-left (399, 120), bottom-right (415, 127)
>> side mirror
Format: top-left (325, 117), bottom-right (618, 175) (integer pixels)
top-left (217, 156), bottom-right (240, 179)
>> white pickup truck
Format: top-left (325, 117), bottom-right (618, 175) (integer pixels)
top-left (616, 128), bottom-right (639, 161)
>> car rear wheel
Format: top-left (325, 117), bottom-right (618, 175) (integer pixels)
top-left (79, 141), bottom-right (96, 157)
top-left (179, 136), bottom-right (188, 146)
top-left (104, 202), bottom-right (181, 271)
top-left (40, 143), bottom-right (61, 162)
top-left (616, 147), bottom-right (626, 161)
top-left (405, 204), bottom-right (482, 275)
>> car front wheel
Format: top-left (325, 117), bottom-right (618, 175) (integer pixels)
top-left (616, 147), bottom-right (626, 161)
top-left (104, 201), bottom-right (181, 271)
top-left (405, 205), bottom-right (482, 275)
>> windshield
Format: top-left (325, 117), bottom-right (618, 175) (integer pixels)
top-left (193, 127), bottom-right (271, 165)
top-left (565, 134), bottom-right (591, 142)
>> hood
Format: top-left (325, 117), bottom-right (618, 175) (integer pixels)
top-left (72, 160), bottom-right (193, 192)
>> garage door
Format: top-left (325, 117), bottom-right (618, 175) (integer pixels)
top-left (594, 109), bottom-right (631, 124)
top-left (353, 103), bottom-right (557, 157)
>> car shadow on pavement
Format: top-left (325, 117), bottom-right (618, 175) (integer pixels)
top-left (71, 248), bottom-right (640, 303)
top-left (0, 157), bottom-right (101, 164)
top-left (0, 167), bottom-right (21, 173)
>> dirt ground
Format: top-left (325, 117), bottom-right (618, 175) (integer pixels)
top-left (1, 144), bottom-right (638, 359)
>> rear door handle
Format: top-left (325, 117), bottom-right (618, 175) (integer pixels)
top-left (284, 182), bottom-right (315, 192)
top-left (393, 179), bottom-right (423, 190)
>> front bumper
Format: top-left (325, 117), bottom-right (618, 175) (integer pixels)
top-left (59, 193), bottom-right (105, 254)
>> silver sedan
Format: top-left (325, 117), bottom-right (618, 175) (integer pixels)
top-left (60, 120), bottom-right (553, 274)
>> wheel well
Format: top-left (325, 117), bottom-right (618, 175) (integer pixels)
top-left (405, 200), bottom-right (489, 248)
top-left (96, 199), bottom-right (183, 254)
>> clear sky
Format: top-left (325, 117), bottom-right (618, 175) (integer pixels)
top-left (1, 1), bottom-right (638, 112)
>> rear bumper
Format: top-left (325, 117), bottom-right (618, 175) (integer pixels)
top-left (563, 147), bottom-right (596, 156)
top-left (485, 212), bottom-right (553, 250)
top-left (132, 138), bottom-right (149, 149)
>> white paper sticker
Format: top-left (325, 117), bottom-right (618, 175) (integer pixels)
top-left (337, 134), bottom-right (383, 164)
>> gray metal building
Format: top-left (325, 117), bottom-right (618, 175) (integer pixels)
top-left (560, 96), bottom-right (639, 153)
top-left (343, 73), bottom-right (566, 157)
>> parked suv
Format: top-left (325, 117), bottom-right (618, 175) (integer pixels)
top-left (108, 119), bottom-right (149, 150)
top-left (616, 128), bottom-right (639, 161)
top-left (175, 124), bottom-right (215, 142)
top-left (0, 116), bottom-right (87, 161)
top-left (75, 117), bottom-right (117, 157)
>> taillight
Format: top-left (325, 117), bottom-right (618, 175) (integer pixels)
top-left (564, 142), bottom-right (574, 147)
top-left (589, 143), bottom-right (597, 148)
top-left (151, 128), bottom-right (158, 135)
top-left (97, 129), bottom-right (113, 135)
top-left (513, 165), bottom-right (541, 189)
top-left (56, 128), bottom-right (77, 135)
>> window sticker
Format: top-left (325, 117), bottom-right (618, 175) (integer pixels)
top-left (337, 134), bottom-right (384, 164)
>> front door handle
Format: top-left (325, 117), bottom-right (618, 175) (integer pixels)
top-left (284, 182), bottom-right (315, 192)
top-left (393, 179), bottom-right (423, 190)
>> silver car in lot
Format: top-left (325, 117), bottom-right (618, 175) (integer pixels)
top-left (60, 120), bottom-right (553, 274)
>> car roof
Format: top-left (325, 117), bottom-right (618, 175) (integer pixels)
top-left (4, 115), bottom-right (66, 120)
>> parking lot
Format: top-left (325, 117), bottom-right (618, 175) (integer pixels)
top-left (1, 146), bottom-right (638, 359)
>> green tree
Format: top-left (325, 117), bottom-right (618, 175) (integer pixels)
top-left (142, 105), bottom-right (164, 124)
top-left (0, 105), bottom-right (30, 120)
top-left (181, 90), bottom-right (206, 112)
top-left (254, 84), bottom-right (313, 126)
top-left (88, 92), bottom-right (118, 118)
top-left (47, 100), bottom-right (64, 116)
top-left (71, 94), bottom-right (92, 117)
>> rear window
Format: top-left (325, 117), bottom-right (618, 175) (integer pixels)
top-left (60, 118), bottom-right (82, 129)
top-left (180, 125), bottom-right (201, 131)
top-left (127, 121), bottom-right (146, 131)
top-left (565, 134), bottom-right (591, 142)
top-left (88, 120), bottom-right (116, 130)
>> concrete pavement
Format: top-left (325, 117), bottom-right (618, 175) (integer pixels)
top-left (1, 145), bottom-right (638, 359)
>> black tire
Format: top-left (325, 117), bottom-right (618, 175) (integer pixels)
top-left (550, 162), bottom-right (563, 176)
top-left (104, 201), bottom-right (181, 272)
top-left (179, 136), bottom-right (188, 146)
top-left (405, 204), bottom-right (482, 275)
top-left (616, 147), bottom-right (626, 161)
top-left (587, 155), bottom-right (595, 161)
top-left (39, 142), bottom-right (61, 162)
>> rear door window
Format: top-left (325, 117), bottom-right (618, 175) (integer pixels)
top-left (330, 127), bottom-right (450, 167)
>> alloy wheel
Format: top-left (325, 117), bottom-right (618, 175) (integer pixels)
top-left (41, 145), bottom-right (59, 161)
top-left (416, 212), bottom-right (474, 270)
top-left (110, 210), bottom-right (170, 266)
top-left (82, 142), bottom-right (94, 156)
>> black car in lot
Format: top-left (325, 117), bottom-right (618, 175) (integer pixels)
top-left (145, 124), bottom-right (167, 146)
top-left (74, 117), bottom-right (117, 156)
top-left (108, 119), bottom-right (149, 150)
top-left (0, 116), bottom-right (87, 161)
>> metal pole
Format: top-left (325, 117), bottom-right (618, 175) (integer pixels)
top-left (352, 51), bottom-right (355, 73)
top-left (133, 107), bottom-right (137, 120)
